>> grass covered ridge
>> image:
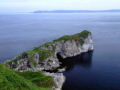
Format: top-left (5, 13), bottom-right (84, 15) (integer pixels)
top-left (54, 30), bottom-right (91, 43)
top-left (0, 63), bottom-right (56, 90)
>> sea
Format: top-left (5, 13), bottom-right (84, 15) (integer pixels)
top-left (0, 13), bottom-right (120, 90)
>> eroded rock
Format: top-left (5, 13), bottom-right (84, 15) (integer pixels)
top-left (6, 30), bottom-right (94, 71)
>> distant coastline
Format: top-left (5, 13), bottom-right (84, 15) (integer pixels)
top-left (34, 9), bottom-right (120, 13)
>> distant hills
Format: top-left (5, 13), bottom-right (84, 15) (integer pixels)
top-left (34, 9), bottom-right (120, 13)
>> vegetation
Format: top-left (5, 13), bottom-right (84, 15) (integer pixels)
top-left (53, 35), bottom-right (70, 42)
top-left (6, 55), bottom-right (21, 66)
top-left (53, 30), bottom-right (90, 45)
top-left (75, 30), bottom-right (91, 38)
top-left (0, 63), bottom-right (56, 90)
top-left (16, 71), bottom-right (57, 88)
top-left (38, 50), bottom-right (52, 62)
top-left (0, 63), bottom-right (39, 90)
top-left (29, 56), bottom-right (37, 67)
top-left (28, 47), bottom-right (40, 56)
top-left (40, 42), bottom-right (52, 48)
top-left (28, 48), bottom-right (54, 62)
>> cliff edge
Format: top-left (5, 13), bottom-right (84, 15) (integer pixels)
top-left (6, 30), bottom-right (94, 71)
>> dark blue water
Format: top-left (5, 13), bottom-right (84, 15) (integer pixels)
top-left (0, 13), bottom-right (120, 89)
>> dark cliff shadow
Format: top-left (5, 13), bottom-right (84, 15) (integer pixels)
top-left (57, 51), bottom-right (93, 71)
top-left (45, 51), bottom-right (93, 73)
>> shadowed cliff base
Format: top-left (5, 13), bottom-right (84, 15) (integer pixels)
top-left (44, 51), bottom-right (93, 72)
top-left (57, 51), bottom-right (93, 71)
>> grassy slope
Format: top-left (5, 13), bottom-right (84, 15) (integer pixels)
top-left (16, 71), bottom-right (57, 88)
top-left (0, 63), bottom-right (52, 90)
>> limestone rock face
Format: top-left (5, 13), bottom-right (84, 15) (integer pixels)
top-left (45, 72), bottom-right (65, 90)
top-left (81, 34), bottom-right (94, 52)
top-left (55, 34), bottom-right (93, 59)
top-left (6, 30), bottom-right (94, 71)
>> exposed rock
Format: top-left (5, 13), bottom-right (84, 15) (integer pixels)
top-left (6, 30), bottom-right (94, 71)
top-left (44, 72), bottom-right (65, 90)
top-left (58, 68), bottom-right (66, 72)
top-left (21, 52), bottom-right (28, 59)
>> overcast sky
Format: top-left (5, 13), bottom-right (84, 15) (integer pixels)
top-left (0, 0), bottom-right (120, 13)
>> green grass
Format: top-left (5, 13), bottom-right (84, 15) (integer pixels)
top-left (38, 50), bottom-right (52, 62)
top-left (0, 63), bottom-right (56, 90)
top-left (28, 48), bottom-right (51, 56)
top-left (29, 57), bottom-right (37, 67)
top-left (73, 30), bottom-right (91, 39)
top-left (6, 55), bottom-right (21, 66)
top-left (0, 63), bottom-right (41, 90)
top-left (53, 30), bottom-right (90, 45)
top-left (16, 71), bottom-right (57, 88)
top-left (28, 47), bottom-right (40, 56)
top-left (53, 35), bottom-right (70, 42)
top-left (40, 42), bottom-right (52, 48)
top-left (28, 48), bottom-right (54, 62)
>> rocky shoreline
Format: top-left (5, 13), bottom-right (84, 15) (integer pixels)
top-left (5, 30), bottom-right (94, 90)
top-left (45, 72), bottom-right (65, 90)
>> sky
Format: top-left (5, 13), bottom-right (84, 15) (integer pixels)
top-left (0, 0), bottom-right (120, 13)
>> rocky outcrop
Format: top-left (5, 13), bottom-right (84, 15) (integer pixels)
top-left (55, 33), bottom-right (93, 59)
top-left (45, 72), bottom-right (65, 90)
top-left (6, 30), bottom-right (94, 71)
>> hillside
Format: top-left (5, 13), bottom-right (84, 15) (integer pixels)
top-left (0, 63), bottom-right (56, 90)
